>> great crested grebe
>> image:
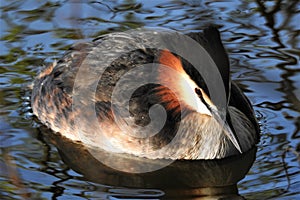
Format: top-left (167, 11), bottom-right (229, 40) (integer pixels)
top-left (31, 26), bottom-right (259, 160)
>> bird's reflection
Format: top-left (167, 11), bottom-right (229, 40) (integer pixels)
top-left (42, 128), bottom-right (257, 200)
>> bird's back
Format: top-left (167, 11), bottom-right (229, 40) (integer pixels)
top-left (31, 27), bottom-right (259, 159)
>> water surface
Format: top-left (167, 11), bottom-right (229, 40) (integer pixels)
top-left (1, 0), bottom-right (300, 199)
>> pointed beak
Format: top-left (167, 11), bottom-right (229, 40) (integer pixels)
top-left (223, 122), bottom-right (242, 153)
top-left (212, 109), bottom-right (242, 154)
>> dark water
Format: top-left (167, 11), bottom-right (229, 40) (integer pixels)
top-left (1, 0), bottom-right (300, 199)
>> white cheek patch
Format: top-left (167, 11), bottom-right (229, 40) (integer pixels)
top-left (157, 49), bottom-right (212, 116)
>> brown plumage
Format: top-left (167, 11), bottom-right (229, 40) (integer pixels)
top-left (31, 26), bottom-right (259, 160)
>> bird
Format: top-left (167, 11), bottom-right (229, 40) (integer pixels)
top-left (31, 26), bottom-right (259, 160)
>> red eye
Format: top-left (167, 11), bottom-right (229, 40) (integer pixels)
top-left (195, 88), bottom-right (202, 96)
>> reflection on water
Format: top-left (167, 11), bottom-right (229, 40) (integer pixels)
top-left (1, 0), bottom-right (299, 199)
top-left (45, 128), bottom-right (256, 199)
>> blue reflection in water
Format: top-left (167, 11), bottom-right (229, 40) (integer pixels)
top-left (0, 0), bottom-right (299, 199)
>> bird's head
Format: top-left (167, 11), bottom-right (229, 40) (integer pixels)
top-left (155, 49), bottom-right (242, 154)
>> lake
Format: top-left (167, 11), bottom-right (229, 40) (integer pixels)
top-left (0, 0), bottom-right (299, 199)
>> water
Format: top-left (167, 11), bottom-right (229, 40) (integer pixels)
top-left (1, 0), bottom-right (299, 199)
